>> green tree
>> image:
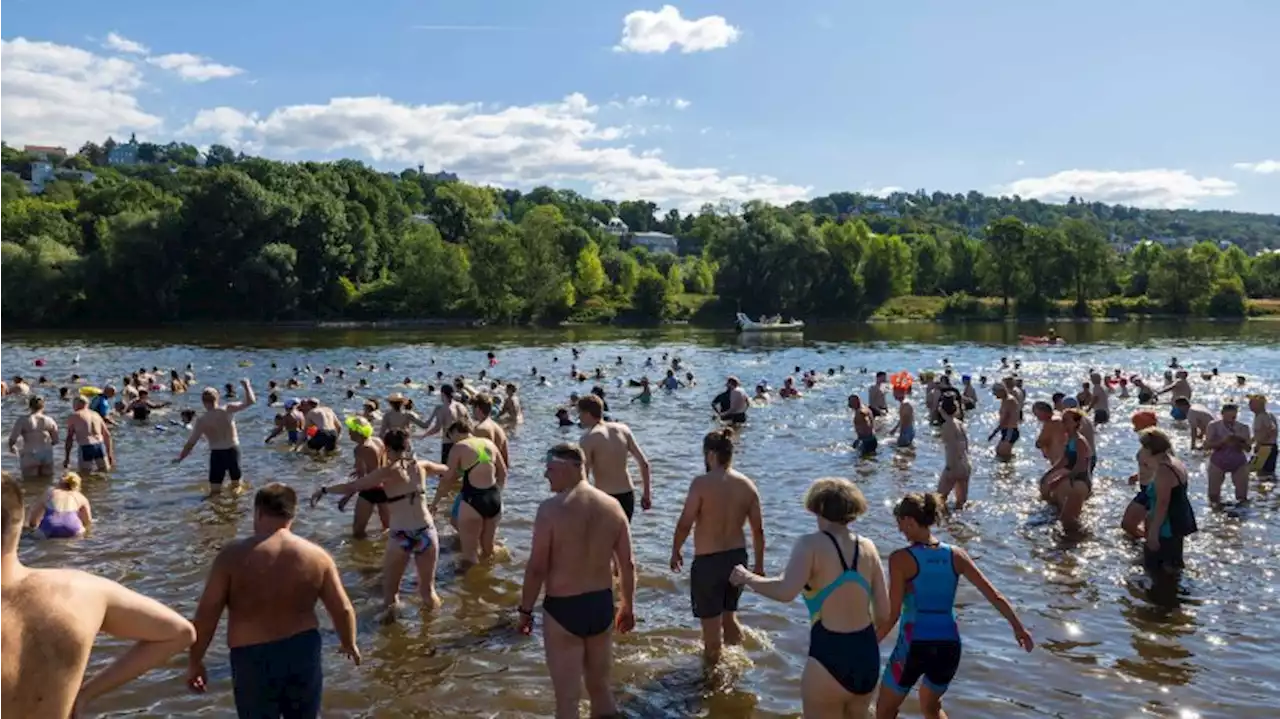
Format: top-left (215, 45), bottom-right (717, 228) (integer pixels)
top-left (1149, 248), bottom-right (1212, 314)
top-left (983, 217), bottom-right (1028, 313)
top-left (574, 241), bottom-right (607, 299)
top-left (1060, 218), bottom-right (1111, 311)
top-left (1124, 241), bottom-right (1165, 297)
top-left (632, 266), bottom-right (671, 321)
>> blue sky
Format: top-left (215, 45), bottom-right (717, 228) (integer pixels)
top-left (3, 1), bottom-right (1277, 212)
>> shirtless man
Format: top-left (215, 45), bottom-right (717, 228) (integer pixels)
top-left (1174, 398), bottom-right (1214, 449)
top-left (499, 383), bottom-right (524, 424)
top-left (1158, 370), bottom-right (1194, 415)
top-left (1089, 371), bottom-right (1111, 424)
top-left (471, 394), bottom-right (511, 467)
top-left (124, 389), bottom-right (170, 423)
top-left (176, 380), bottom-right (255, 494)
top-left (64, 396), bottom-right (114, 473)
top-left (848, 394), bottom-right (877, 455)
top-left (2, 475), bottom-right (195, 718)
top-left (519, 443), bottom-right (635, 719)
top-left (1250, 395), bottom-right (1278, 477)
top-left (8, 396), bottom-right (58, 479)
top-left (380, 393), bottom-right (430, 437)
top-left (937, 396), bottom-right (973, 509)
top-left (300, 398), bottom-right (341, 454)
top-left (868, 371), bottom-right (889, 418)
top-left (422, 384), bottom-right (470, 463)
top-left (887, 382), bottom-right (915, 447)
top-left (670, 428), bottom-right (764, 663)
top-left (337, 417), bottom-right (390, 538)
top-left (989, 385), bottom-right (1021, 460)
top-left (961, 374), bottom-right (979, 411)
top-left (716, 376), bottom-right (751, 424)
top-left (578, 394), bottom-right (653, 521)
top-left (1204, 404), bottom-right (1252, 504)
top-left (1033, 401), bottom-right (1066, 501)
top-left (265, 398), bottom-right (305, 445)
top-left (188, 484), bottom-right (359, 718)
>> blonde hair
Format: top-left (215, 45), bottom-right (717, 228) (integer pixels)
top-left (59, 472), bottom-right (83, 492)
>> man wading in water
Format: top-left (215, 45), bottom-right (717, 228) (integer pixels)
top-left (189, 483), bottom-right (359, 718)
top-left (520, 443), bottom-right (636, 719)
top-left (670, 427), bottom-right (765, 663)
top-left (2, 475), bottom-right (195, 718)
top-left (578, 394), bottom-right (653, 521)
top-left (176, 379), bottom-right (255, 494)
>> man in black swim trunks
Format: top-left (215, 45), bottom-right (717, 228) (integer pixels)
top-left (422, 384), bottom-right (470, 463)
top-left (299, 398), bottom-right (341, 454)
top-left (716, 376), bottom-right (750, 424)
top-left (670, 428), bottom-right (765, 663)
top-left (577, 395), bottom-right (653, 520)
top-left (519, 443), bottom-right (635, 719)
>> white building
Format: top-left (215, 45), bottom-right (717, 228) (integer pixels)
top-left (629, 231), bottom-right (678, 254)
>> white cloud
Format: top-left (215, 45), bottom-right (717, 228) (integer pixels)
top-left (1015, 159), bottom-right (1025, 166)
top-left (672, 97), bottom-right (692, 110)
top-left (1005, 169), bottom-right (1237, 209)
top-left (1233, 160), bottom-right (1280, 174)
top-left (615, 5), bottom-right (741, 54)
top-left (0, 37), bottom-right (161, 145)
top-left (865, 186), bottom-right (904, 197)
top-left (104, 32), bottom-right (148, 55)
top-left (699, 126), bottom-right (712, 135)
top-left (147, 52), bottom-right (243, 82)
top-left (181, 93), bottom-right (809, 210)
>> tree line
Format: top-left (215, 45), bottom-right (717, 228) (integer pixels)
top-left (2, 140), bottom-right (1278, 328)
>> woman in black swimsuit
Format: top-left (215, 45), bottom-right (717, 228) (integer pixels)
top-left (430, 417), bottom-right (507, 569)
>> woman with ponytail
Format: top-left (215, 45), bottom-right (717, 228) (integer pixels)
top-left (876, 492), bottom-right (1034, 719)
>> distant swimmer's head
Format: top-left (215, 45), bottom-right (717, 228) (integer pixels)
top-left (58, 472), bottom-right (82, 492)
top-left (805, 477), bottom-right (868, 527)
top-left (201, 387), bottom-right (219, 407)
top-left (2, 474), bottom-right (23, 555)
top-left (254, 483), bottom-right (298, 529)
top-left (1131, 411), bottom-right (1158, 432)
top-left (893, 491), bottom-right (947, 536)
top-left (702, 428), bottom-right (735, 470)
top-left (543, 442), bottom-right (585, 489)
top-left (939, 395), bottom-right (959, 417)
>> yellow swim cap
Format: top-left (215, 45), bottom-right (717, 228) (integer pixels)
top-left (345, 416), bottom-right (373, 439)
top-left (79, 386), bottom-right (102, 397)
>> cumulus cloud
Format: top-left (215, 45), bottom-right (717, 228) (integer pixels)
top-left (1233, 160), bottom-right (1280, 174)
top-left (1004, 169), bottom-right (1237, 209)
top-left (1, 37), bottom-right (161, 145)
top-left (615, 5), bottom-right (741, 54)
top-left (673, 97), bottom-right (692, 110)
top-left (147, 52), bottom-right (243, 82)
top-left (181, 93), bottom-right (809, 210)
top-left (103, 32), bottom-right (148, 55)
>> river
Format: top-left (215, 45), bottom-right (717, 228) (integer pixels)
top-left (3, 321), bottom-right (1278, 718)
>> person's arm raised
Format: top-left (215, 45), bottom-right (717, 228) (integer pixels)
top-left (76, 574), bottom-right (196, 709)
top-left (227, 379), bottom-right (256, 413)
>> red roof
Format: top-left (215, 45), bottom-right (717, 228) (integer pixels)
top-left (24, 145), bottom-right (68, 154)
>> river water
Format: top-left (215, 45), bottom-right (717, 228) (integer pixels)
top-left (3, 322), bottom-right (1278, 718)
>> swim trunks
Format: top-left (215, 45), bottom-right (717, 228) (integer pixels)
top-left (609, 490), bottom-right (636, 522)
top-left (307, 430), bottom-right (338, 453)
top-left (855, 433), bottom-right (878, 455)
top-left (1252, 444), bottom-right (1277, 475)
top-left (897, 426), bottom-right (915, 448)
top-left (690, 547), bottom-right (749, 619)
top-left (999, 427), bottom-right (1021, 445)
top-left (79, 443), bottom-right (105, 463)
top-left (1094, 409), bottom-right (1110, 425)
top-left (229, 628), bottom-right (323, 719)
top-left (725, 412), bottom-right (747, 424)
top-left (209, 446), bottom-right (243, 485)
top-left (357, 488), bottom-right (389, 504)
top-left (543, 589), bottom-right (614, 638)
top-left (885, 640), bottom-right (963, 695)
top-left (287, 429), bottom-right (300, 445)
top-left (1170, 406), bottom-right (1187, 421)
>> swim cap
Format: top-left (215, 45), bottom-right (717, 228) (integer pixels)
top-left (345, 416), bottom-right (373, 439)
top-left (961, 375), bottom-right (971, 383)
top-left (284, 398), bottom-right (299, 409)
top-left (1131, 411), bottom-right (1157, 431)
top-left (1062, 397), bottom-right (1079, 408)
top-left (79, 386), bottom-right (102, 397)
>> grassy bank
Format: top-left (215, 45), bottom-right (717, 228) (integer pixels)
top-left (869, 295), bottom-right (1280, 322)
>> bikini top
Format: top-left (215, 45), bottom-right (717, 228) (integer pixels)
top-left (802, 531), bottom-right (870, 624)
top-left (384, 456), bottom-right (424, 503)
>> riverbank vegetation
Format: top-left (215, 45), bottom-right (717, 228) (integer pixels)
top-left (3, 140), bottom-right (1279, 328)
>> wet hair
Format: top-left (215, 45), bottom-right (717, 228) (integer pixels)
top-left (506, 383), bottom-right (518, 394)
top-left (441, 384), bottom-right (454, 398)
top-left (1051, 392), bottom-right (1065, 404)
top-left (384, 428), bottom-right (412, 453)
top-left (2, 474), bottom-right (23, 551)
top-left (28, 396), bottom-right (44, 411)
top-left (254, 483), bottom-right (297, 520)
top-left (59, 387), bottom-right (69, 399)
top-left (939, 396), bottom-right (959, 416)
top-left (267, 392), bottom-right (279, 405)
top-left (1139, 427), bottom-right (1173, 455)
top-left (1032, 401), bottom-right (1052, 416)
top-left (59, 472), bottom-right (83, 492)
top-left (702, 428), bottom-right (735, 464)
top-left (548, 442), bottom-right (584, 464)
top-left (804, 477), bottom-right (868, 524)
top-left (577, 394), bottom-right (605, 419)
top-left (1062, 407), bottom-right (1085, 425)
top-left (180, 409), bottom-right (197, 423)
top-left (1221, 403), bottom-right (1238, 414)
top-left (345, 389), bottom-right (355, 399)
top-left (893, 491), bottom-right (947, 527)
top-left (448, 416), bottom-right (475, 436)
top-left (472, 394), bottom-right (493, 417)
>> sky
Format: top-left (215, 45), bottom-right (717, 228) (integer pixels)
top-left (2, 1), bottom-right (1277, 213)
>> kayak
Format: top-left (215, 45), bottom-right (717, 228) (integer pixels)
top-left (1019, 335), bottom-right (1066, 346)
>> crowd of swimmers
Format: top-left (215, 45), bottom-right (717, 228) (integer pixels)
top-left (2, 349), bottom-right (1276, 719)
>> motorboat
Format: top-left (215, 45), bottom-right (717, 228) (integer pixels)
top-left (736, 312), bottom-right (805, 332)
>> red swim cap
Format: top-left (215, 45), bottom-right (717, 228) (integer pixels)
top-left (1131, 411), bottom-right (1157, 431)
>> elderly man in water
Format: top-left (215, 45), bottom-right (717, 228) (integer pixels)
top-left (2, 475), bottom-right (195, 718)
top-left (176, 379), bottom-right (255, 494)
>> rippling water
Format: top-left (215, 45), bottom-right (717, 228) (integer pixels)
top-left (3, 322), bottom-right (1278, 718)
